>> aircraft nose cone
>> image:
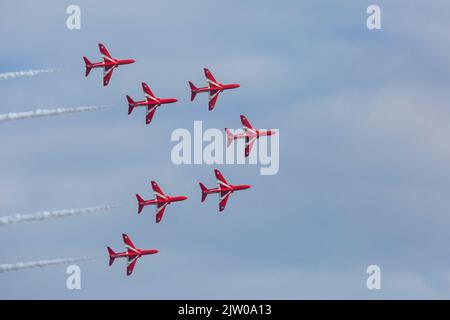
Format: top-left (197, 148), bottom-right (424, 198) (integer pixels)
top-left (155, 250), bottom-right (160, 254)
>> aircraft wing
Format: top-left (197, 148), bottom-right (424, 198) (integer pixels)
top-left (219, 190), bottom-right (232, 212)
top-left (122, 234), bottom-right (140, 255)
top-left (208, 90), bottom-right (221, 111)
top-left (245, 137), bottom-right (257, 157)
top-left (215, 169), bottom-right (231, 190)
top-left (142, 82), bottom-right (158, 102)
top-left (99, 43), bottom-right (115, 63)
top-left (126, 255), bottom-right (139, 276)
top-left (145, 105), bottom-right (157, 125)
top-left (103, 65), bottom-right (117, 86)
top-left (151, 181), bottom-right (168, 201)
top-left (155, 202), bottom-right (169, 223)
top-left (240, 115), bottom-right (256, 133)
top-left (204, 68), bottom-right (220, 87)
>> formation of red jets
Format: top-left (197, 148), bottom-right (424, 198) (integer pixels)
top-left (83, 43), bottom-right (275, 275)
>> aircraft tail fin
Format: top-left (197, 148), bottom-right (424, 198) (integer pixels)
top-left (83, 57), bottom-right (92, 77)
top-left (136, 194), bottom-right (145, 214)
top-left (225, 128), bottom-right (235, 147)
top-left (107, 247), bottom-right (116, 266)
top-left (189, 81), bottom-right (198, 101)
top-left (199, 182), bottom-right (208, 202)
top-left (126, 95), bottom-right (135, 115)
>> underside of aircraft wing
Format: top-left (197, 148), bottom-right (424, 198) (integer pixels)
top-left (103, 65), bottom-right (116, 86)
top-left (126, 255), bottom-right (139, 276)
top-left (208, 90), bottom-right (220, 111)
top-left (145, 105), bottom-right (157, 125)
top-left (219, 190), bottom-right (232, 212)
top-left (245, 137), bottom-right (257, 157)
top-left (155, 202), bottom-right (169, 223)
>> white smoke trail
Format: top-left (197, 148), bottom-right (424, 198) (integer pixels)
top-left (0, 68), bottom-right (65, 80)
top-left (0, 257), bottom-right (94, 273)
top-left (0, 205), bottom-right (118, 226)
top-left (0, 105), bottom-right (115, 122)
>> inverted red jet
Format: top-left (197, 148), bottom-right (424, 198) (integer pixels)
top-left (189, 68), bottom-right (240, 111)
top-left (226, 115), bottom-right (277, 157)
top-left (83, 43), bottom-right (135, 86)
top-left (199, 169), bottom-right (251, 212)
top-left (126, 82), bottom-right (178, 125)
top-left (107, 233), bottom-right (158, 276)
top-left (136, 181), bottom-right (188, 223)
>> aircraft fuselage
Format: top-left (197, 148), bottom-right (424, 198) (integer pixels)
top-left (89, 59), bottom-right (135, 69)
top-left (111, 249), bottom-right (159, 259)
top-left (195, 83), bottom-right (240, 93)
top-left (141, 195), bottom-right (188, 207)
top-left (130, 98), bottom-right (178, 108)
top-left (231, 130), bottom-right (276, 140)
top-left (203, 184), bottom-right (251, 194)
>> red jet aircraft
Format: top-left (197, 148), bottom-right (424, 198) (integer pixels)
top-left (126, 82), bottom-right (178, 125)
top-left (226, 115), bottom-right (277, 157)
top-left (107, 233), bottom-right (159, 276)
top-left (83, 43), bottom-right (135, 86)
top-left (136, 181), bottom-right (188, 223)
top-left (199, 169), bottom-right (251, 212)
top-left (189, 68), bottom-right (240, 111)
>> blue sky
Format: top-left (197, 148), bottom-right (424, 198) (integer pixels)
top-left (1, 0), bottom-right (450, 299)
